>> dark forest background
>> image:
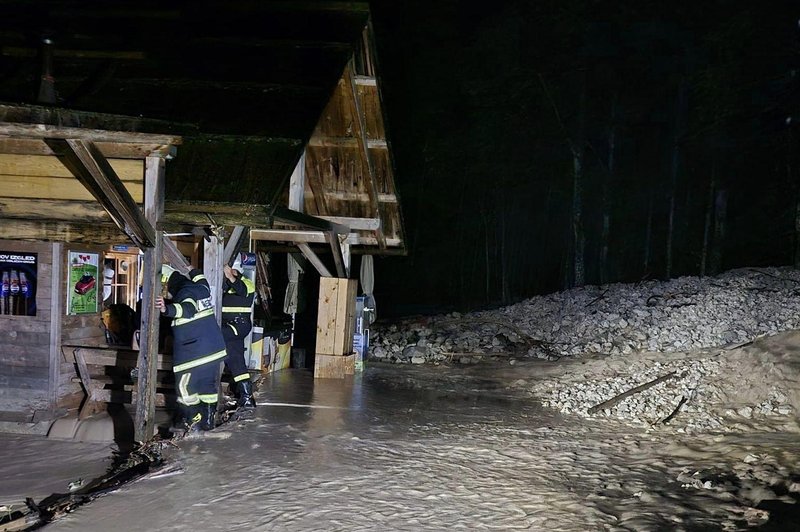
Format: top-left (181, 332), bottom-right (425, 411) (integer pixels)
top-left (368, 0), bottom-right (800, 317)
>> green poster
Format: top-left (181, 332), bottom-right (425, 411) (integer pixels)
top-left (68, 251), bottom-right (99, 315)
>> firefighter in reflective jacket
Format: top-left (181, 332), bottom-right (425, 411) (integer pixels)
top-left (157, 265), bottom-right (227, 431)
top-left (221, 259), bottom-right (256, 409)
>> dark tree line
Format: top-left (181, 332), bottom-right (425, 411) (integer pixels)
top-left (370, 0), bottom-right (800, 316)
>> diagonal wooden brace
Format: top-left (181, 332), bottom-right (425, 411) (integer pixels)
top-left (46, 138), bottom-right (156, 248)
top-left (297, 242), bottom-right (332, 278)
top-left (325, 230), bottom-right (347, 278)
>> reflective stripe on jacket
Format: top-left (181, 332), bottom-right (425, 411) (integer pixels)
top-left (164, 269), bottom-right (227, 368)
top-left (221, 276), bottom-right (255, 320)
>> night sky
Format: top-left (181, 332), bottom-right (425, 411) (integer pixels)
top-left (369, 0), bottom-right (800, 317)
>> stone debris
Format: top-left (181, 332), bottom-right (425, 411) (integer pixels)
top-left (370, 267), bottom-right (800, 364)
top-left (370, 267), bottom-right (800, 433)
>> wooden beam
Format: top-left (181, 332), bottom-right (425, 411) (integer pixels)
top-left (318, 216), bottom-right (381, 231)
top-left (345, 59), bottom-right (386, 250)
top-left (162, 236), bottom-right (192, 275)
top-left (250, 228), bottom-right (403, 248)
top-left (251, 229), bottom-right (328, 244)
top-left (204, 235), bottom-right (224, 325)
top-left (163, 200), bottom-right (270, 227)
top-left (341, 237), bottom-right (351, 277)
top-left (308, 136), bottom-right (386, 149)
top-left (297, 243), bottom-right (332, 277)
top-left (325, 231), bottom-right (347, 278)
top-left (0, 121), bottom-right (181, 146)
top-left (272, 205), bottom-right (349, 234)
top-left (288, 152), bottom-right (306, 212)
top-left (306, 160), bottom-right (330, 216)
top-left (0, 198), bottom-right (112, 223)
top-left (259, 242), bottom-right (407, 256)
top-left (0, 219), bottom-right (129, 243)
top-left (0, 137), bottom-right (175, 159)
top-left (51, 138), bottom-right (155, 248)
top-left (223, 225), bottom-right (248, 266)
top-left (72, 347), bottom-right (172, 371)
top-left (48, 242), bottom-right (63, 411)
top-left (135, 155), bottom-right (165, 442)
top-left (353, 75), bottom-right (377, 87)
top-left (306, 190), bottom-right (397, 203)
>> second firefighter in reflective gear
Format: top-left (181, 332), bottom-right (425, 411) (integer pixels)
top-left (221, 262), bottom-right (256, 409)
top-left (157, 266), bottom-right (227, 431)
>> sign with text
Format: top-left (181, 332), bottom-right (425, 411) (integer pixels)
top-left (68, 251), bottom-right (99, 315)
top-left (0, 251), bottom-right (38, 316)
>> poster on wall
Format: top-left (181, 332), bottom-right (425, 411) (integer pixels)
top-left (0, 251), bottom-right (37, 316)
top-left (68, 251), bottom-right (99, 315)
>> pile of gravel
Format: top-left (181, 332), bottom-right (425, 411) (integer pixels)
top-left (369, 267), bottom-right (800, 365)
top-left (528, 354), bottom-right (796, 433)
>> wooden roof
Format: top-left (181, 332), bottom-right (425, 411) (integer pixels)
top-left (0, 1), bottom-right (368, 138)
top-left (0, 0), bottom-right (405, 254)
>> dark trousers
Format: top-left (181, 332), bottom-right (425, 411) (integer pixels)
top-left (174, 360), bottom-right (220, 405)
top-left (222, 321), bottom-right (251, 382)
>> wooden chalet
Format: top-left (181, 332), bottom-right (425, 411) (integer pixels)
top-left (0, 1), bottom-right (404, 440)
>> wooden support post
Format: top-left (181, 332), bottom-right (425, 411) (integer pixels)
top-left (204, 235), bottom-right (224, 325)
top-left (297, 242), bottom-right (333, 278)
top-left (135, 155), bottom-right (164, 442)
top-left (314, 354), bottom-right (356, 379)
top-left (345, 59), bottom-right (387, 250)
top-left (314, 277), bottom-right (358, 378)
top-left (47, 242), bottom-right (63, 412)
top-left (316, 278), bottom-right (357, 356)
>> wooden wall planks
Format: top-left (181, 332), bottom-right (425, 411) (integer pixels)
top-left (0, 154), bottom-right (144, 203)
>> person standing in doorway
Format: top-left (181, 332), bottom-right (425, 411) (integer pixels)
top-left (157, 265), bottom-right (227, 431)
top-left (221, 257), bottom-right (256, 411)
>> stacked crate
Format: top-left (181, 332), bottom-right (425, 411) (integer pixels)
top-left (314, 277), bottom-right (358, 378)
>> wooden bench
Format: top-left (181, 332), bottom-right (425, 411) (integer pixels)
top-left (62, 346), bottom-right (175, 420)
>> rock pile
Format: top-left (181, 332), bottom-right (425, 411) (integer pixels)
top-left (533, 357), bottom-right (727, 431)
top-left (370, 268), bottom-right (800, 432)
top-left (528, 353), bottom-right (796, 432)
top-left (369, 267), bottom-right (800, 364)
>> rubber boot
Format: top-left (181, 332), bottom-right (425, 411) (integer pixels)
top-left (236, 380), bottom-right (256, 410)
top-left (199, 402), bottom-right (217, 431)
top-left (223, 380), bottom-right (238, 410)
top-left (172, 403), bottom-right (202, 433)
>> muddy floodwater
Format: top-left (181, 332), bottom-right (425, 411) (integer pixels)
top-left (17, 365), bottom-right (800, 531)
